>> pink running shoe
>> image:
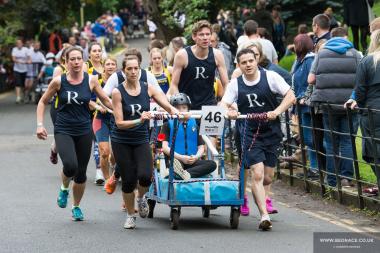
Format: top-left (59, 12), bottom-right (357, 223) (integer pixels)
top-left (266, 197), bottom-right (278, 214)
top-left (240, 194), bottom-right (250, 216)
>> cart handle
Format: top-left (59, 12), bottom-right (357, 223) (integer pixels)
top-left (151, 111), bottom-right (267, 120)
top-left (201, 135), bottom-right (219, 156)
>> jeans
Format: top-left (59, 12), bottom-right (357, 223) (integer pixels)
top-left (322, 113), bottom-right (359, 186)
top-left (301, 112), bottom-right (317, 172)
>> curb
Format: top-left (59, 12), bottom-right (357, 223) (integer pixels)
top-left (0, 90), bottom-right (13, 100)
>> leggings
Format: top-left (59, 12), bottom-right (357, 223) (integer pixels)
top-left (351, 25), bottom-right (369, 51)
top-left (55, 132), bottom-right (93, 184)
top-left (111, 141), bottom-right (153, 193)
top-left (183, 160), bottom-right (217, 178)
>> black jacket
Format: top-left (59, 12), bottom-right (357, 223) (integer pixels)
top-left (344, 0), bottom-right (374, 26)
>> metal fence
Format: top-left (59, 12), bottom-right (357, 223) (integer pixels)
top-left (276, 102), bottom-right (380, 211)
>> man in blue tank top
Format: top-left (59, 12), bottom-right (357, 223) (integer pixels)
top-left (221, 48), bottom-right (295, 231)
top-left (168, 20), bottom-right (229, 110)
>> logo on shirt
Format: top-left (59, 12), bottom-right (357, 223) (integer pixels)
top-left (195, 67), bottom-right (209, 79)
top-left (67, 91), bottom-right (83, 105)
top-left (246, 93), bottom-right (265, 107)
top-left (130, 104), bottom-right (142, 116)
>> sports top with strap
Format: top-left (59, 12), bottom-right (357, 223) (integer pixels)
top-left (95, 78), bottom-right (112, 121)
top-left (148, 66), bottom-right (171, 94)
top-left (87, 60), bottom-right (103, 102)
top-left (54, 72), bottom-right (92, 136)
top-left (237, 70), bottom-right (282, 146)
top-left (178, 46), bottom-right (217, 110)
top-left (54, 64), bottom-right (67, 109)
top-left (111, 81), bottom-right (150, 145)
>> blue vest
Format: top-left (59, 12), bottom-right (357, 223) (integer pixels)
top-left (168, 118), bottom-right (198, 155)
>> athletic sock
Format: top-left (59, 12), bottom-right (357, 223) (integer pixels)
top-left (261, 214), bottom-right (270, 222)
top-left (61, 184), bottom-right (69, 191)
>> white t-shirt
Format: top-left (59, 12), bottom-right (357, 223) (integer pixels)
top-left (27, 49), bottom-right (46, 77)
top-left (236, 36), bottom-right (278, 63)
top-left (11, 47), bottom-right (29, 73)
top-left (222, 70), bottom-right (290, 105)
top-left (103, 70), bottom-right (161, 97)
top-left (147, 19), bottom-right (157, 33)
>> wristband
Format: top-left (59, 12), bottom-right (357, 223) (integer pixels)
top-left (132, 119), bottom-right (141, 125)
top-left (37, 122), bottom-right (44, 127)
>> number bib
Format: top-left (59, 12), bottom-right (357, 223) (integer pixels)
top-left (199, 106), bottom-right (226, 136)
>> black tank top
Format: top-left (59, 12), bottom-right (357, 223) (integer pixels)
top-left (178, 46), bottom-right (217, 110)
top-left (111, 81), bottom-right (150, 145)
top-left (237, 70), bottom-right (282, 145)
top-left (54, 73), bottom-right (92, 136)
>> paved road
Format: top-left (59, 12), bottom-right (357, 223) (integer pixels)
top-left (0, 39), bottom-right (378, 253)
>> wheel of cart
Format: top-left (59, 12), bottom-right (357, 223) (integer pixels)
top-left (145, 110), bottom-right (264, 230)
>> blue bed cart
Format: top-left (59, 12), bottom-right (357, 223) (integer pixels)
top-left (146, 117), bottom-right (244, 230)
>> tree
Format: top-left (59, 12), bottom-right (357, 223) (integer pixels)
top-left (144, 0), bottom-right (343, 43)
top-left (143, 0), bottom-right (241, 43)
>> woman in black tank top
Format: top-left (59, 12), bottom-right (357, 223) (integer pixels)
top-left (36, 47), bottom-right (113, 222)
top-left (110, 57), bottom-right (179, 229)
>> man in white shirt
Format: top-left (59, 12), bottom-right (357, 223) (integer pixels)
top-left (221, 48), bottom-right (295, 231)
top-left (26, 41), bottom-right (46, 103)
top-left (11, 39), bottom-right (31, 104)
top-left (236, 20), bottom-right (278, 64)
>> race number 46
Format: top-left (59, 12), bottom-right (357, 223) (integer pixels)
top-left (199, 106), bottom-right (226, 136)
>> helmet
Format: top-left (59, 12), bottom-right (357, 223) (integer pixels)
top-left (46, 52), bottom-right (55, 59)
top-left (170, 93), bottom-right (191, 107)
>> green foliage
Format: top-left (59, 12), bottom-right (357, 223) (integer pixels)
top-left (159, 0), bottom-right (210, 31)
top-left (0, 20), bottom-right (22, 46)
top-left (99, 0), bottom-right (120, 12)
top-left (279, 54), bottom-right (295, 72)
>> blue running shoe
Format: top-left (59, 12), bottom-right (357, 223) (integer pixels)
top-left (72, 206), bottom-right (84, 221)
top-left (57, 189), bottom-right (69, 208)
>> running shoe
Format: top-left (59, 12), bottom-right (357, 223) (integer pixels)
top-left (259, 215), bottom-right (272, 231)
top-left (137, 197), bottom-right (149, 218)
top-left (173, 158), bottom-right (191, 180)
top-left (50, 149), bottom-right (58, 164)
top-left (71, 206), bottom-right (84, 221)
top-left (240, 194), bottom-right (250, 216)
top-left (124, 215), bottom-right (136, 229)
top-left (266, 197), bottom-right (278, 214)
top-left (95, 169), bottom-right (105, 185)
top-left (57, 189), bottom-right (69, 208)
top-left (15, 96), bottom-right (22, 104)
top-left (104, 174), bottom-right (117, 194)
